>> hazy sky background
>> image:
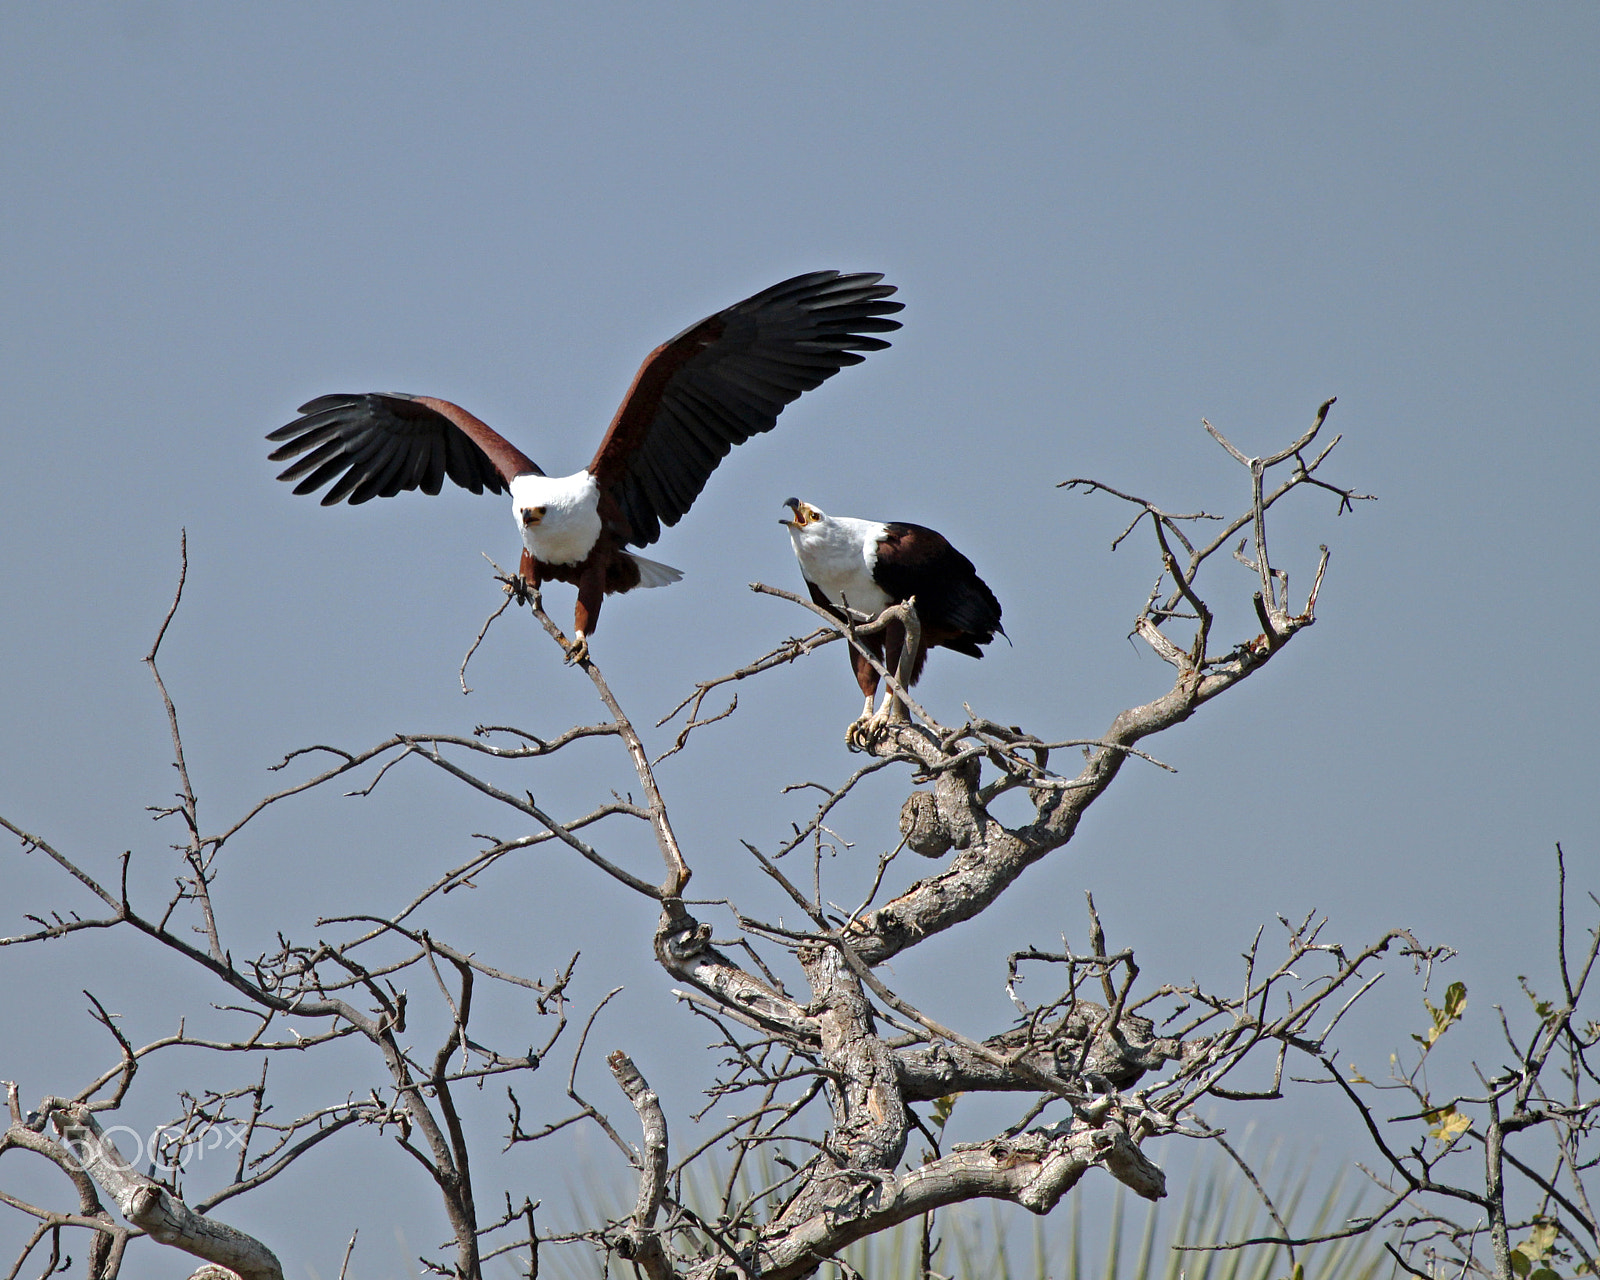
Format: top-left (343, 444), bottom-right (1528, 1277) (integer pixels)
top-left (3, 5), bottom-right (1598, 1277)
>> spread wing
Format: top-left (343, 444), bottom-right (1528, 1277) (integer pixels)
top-left (589, 271), bottom-right (903, 546)
top-left (266, 392), bottom-right (542, 506)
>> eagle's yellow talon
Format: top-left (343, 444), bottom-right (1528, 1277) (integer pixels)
top-left (501, 575), bottom-right (539, 607)
top-left (846, 706), bottom-right (895, 752)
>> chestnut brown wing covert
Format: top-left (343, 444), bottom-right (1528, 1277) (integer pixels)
top-left (266, 392), bottom-right (542, 506)
top-left (589, 271), bottom-right (902, 547)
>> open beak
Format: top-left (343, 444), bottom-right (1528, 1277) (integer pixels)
top-left (779, 496), bottom-right (801, 528)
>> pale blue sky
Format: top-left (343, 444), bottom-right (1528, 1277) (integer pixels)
top-left (3, 5), bottom-right (1597, 1276)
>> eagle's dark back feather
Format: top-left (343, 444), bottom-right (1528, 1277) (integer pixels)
top-left (872, 522), bottom-right (1005, 665)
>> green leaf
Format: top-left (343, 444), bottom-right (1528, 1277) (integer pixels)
top-left (1510, 1248), bottom-right (1530, 1276)
top-left (1420, 981), bottom-right (1468, 1046)
top-left (1347, 1062), bottom-right (1370, 1084)
top-left (1521, 976), bottom-right (1559, 1025)
top-left (1528, 1269), bottom-right (1560, 1280)
top-left (930, 1093), bottom-right (962, 1129)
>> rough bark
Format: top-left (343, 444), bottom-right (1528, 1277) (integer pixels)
top-left (52, 1105), bottom-right (283, 1280)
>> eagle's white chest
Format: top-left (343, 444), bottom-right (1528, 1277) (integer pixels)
top-left (790, 516), bottom-right (893, 615)
top-left (510, 471), bottom-right (603, 565)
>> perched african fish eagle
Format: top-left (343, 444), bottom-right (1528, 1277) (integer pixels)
top-left (267, 272), bottom-right (902, 663)
top-left (780, 498), bottom-right (1006, 744)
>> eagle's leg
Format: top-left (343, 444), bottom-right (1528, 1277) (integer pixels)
top-left (850, 617), bottom-right (919, 750)
top-left (566, 560), bottom-right (606, 666)
top-left (845, 633), bottom-right (887, 751)
top-left (881, 617), bottom-right (910, 725)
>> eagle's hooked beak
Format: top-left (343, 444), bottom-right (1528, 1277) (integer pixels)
top-left (521, 506), bottom-right (546, 527)
top-left (780, 497), bottom-right (806, 528)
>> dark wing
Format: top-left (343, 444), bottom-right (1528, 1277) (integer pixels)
top-left (266, 392), bottom-right (542, 506)
top-left (589, 272), bottom-right (903, 546)
top-left (803, 577), bottom-right (847, 622)
top-left (872, 523), bottom-right (1005, 654)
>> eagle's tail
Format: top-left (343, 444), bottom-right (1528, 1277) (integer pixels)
top-left (625, 551), bottom-right (684, 589)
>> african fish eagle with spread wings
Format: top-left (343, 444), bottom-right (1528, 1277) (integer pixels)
top-left (781, 498), bottom-right (1006, 745)
top-left (266, 271), bottom-right (902, 663)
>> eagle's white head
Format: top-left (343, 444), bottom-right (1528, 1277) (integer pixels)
top-left (510, 471), bottom-right (603, 565)
top-left (779, 497), bottom-right (841, 554)
top-left (780, 497), bottom-right (892, 614)
top-left (779, 496), bottom-right (825, 530)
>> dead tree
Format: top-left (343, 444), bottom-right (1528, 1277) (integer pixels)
top-left (1, 537), bottom-right (573, 1280)
top-left (3, 402), bottom-right (1440, 1279)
